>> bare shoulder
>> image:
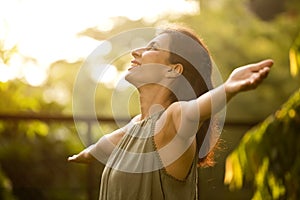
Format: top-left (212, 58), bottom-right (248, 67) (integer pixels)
top-left (161, 101), bottom-right (200, 141)
top-left (155, 102), bottom-right (184, 139)
top-left (106, 114), bottom-right (141, 145)
top-left (164, 101), bottom-right (186, 131)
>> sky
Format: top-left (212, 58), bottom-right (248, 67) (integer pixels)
top-left (0, 0), bottom-right (199, 86)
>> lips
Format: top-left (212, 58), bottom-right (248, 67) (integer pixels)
top-left (131, 60), bottom-right (141, 66)
top-left (129, 60), bottom-right (141, 70)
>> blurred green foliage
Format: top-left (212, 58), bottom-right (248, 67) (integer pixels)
top-left (0, 167), bottom-right (15, 200)
top-left (0, 80), bottom-right (89, 199)
top-left (225, 88), bottom-right (300, 199)
top-left (0, 121), bottom-right (87, 200)
top-left (290, 32), bottom-right (300, 77)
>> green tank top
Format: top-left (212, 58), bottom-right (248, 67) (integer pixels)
top-left (99, 111), bottom-right (198, 200)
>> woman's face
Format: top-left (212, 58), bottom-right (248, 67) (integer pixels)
top-left (125, 33), bottom-right (173, 87)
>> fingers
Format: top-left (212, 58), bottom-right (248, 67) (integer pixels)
top-left (68, 154), bottom-right (84, 163)
top-left (248, 59), bottom-right (273, 85)
top-left (249, 65), bottom-right (270, 86)
top-left (260, 66), bottom-right (271, 78)
top-left (67, 155), bottom-right (77, 162)
top-left (249, 59), bottom-right (274, 72)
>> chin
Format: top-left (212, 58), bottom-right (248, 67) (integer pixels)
top-left (124, 64), bottom-right (168, 88)
top-left (124, 72), bottom-right (138, 87)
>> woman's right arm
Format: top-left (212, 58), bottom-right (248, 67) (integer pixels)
top-left (68, 115), bottom-right (140, 164)
top-left (67, 127), bottom-right (125, 164)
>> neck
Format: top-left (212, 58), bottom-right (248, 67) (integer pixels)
top-left (138, 84), bottom-right (173, 120)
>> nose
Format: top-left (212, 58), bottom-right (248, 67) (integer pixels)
top-left (131, 47), bottom-right (144, 58)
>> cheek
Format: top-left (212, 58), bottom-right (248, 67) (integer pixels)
top-left (142, 52), bottom-right (169, 65)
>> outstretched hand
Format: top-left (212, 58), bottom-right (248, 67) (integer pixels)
top-left (68, 154), bottom-right (86, 163)
top-left (224, 59), bottom-right (274, 98)
top-left (67, 147), bottom-right (95, 164)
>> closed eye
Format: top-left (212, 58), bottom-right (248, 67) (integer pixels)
top-left (146, 42), bottom-right (159, 51)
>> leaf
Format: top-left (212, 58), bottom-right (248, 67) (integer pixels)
top-left (224, 88), bottom-right (300, 199)
top-left (289, 47), bottom-right (299, 77)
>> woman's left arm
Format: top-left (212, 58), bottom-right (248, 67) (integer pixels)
top-left (170, 59), bottom-right (273, 138)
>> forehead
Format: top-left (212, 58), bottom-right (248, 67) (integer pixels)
top-left (147, 33), bottom-right (170, 50)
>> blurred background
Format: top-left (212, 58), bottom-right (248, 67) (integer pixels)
top-left (0, 0), bottom-right (299, 199)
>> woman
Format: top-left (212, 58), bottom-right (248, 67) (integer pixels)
top-left (68, 25), bottom-right (273, 200)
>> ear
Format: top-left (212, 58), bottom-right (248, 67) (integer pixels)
top-left (165, 63), bottom-right (183, 78)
